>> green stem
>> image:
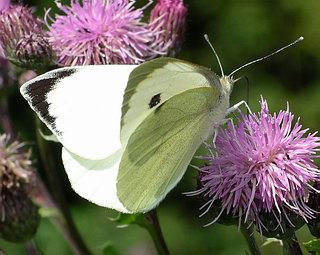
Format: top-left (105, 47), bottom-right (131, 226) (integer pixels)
top-left (240, 225), bottom-right (261, 255)
top-left (282, 233), bottom-right (303, 255)
top-left (34, 117), bottom-right (92, 255)
top-left (0, 100), bottom-right (15, 136)
top-left (144, 210), bottom-right (170, 255)
top-left (25, 240), bottom-right (41, 255)
top-left (0, 59), bottom-right (15, 137)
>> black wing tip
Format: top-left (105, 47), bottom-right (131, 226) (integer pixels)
top-left (21, 68), bottom-right (77, 136)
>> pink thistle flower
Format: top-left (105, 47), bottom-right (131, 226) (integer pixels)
top-left (149, 0), bottom-right (187, 56)
top-left (0, 4), bottom-right (50, 67)
top-left (197, 97), bottom-right (320, 232)
top-left (0, 0), bottom-right (10, 12)
top-left (47, 0), bottom-right (167, 66)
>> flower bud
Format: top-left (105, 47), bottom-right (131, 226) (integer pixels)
top-left (0, 185), bottom-right (40, 242)
top-left (15, 34), bottom-right (52, 69)
top-left (258, 210), bottom-right (305, 239)
top-left (0, 134), bottom-right (40, 242)
top-left (0, 4), bottom-right (52, 68)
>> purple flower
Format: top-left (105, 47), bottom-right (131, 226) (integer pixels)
top-left (149, 0), bottom-right (187, 56)
top-left (0, 4), bottom-right (50, 66)
top-left (15, 33), bottom-right (53, 68)
top-left (47, 0), bottom-right (168, 66)
top-left (0, 0), bottom-right (10, 12)
top-left (197, 97), bottom-right (320, 231)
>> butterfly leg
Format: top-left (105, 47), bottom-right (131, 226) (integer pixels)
top-left (226, 100), bottom-right (252, 115)
top-left (212, 128), bottom-right (218, 146)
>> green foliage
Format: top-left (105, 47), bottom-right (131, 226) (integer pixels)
top-left (110, 213), bottom-right (145, 228)
top-left (101, 242), bottom-right (122, 255)
top-left (303, 239), bottom-right (320, 255)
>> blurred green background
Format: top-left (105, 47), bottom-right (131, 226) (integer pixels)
top-left (1, 0), bottom-right (320, 254)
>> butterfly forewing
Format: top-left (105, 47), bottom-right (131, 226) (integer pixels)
top-left (20, 65), bottom-right (137, 160)
top-left (120, 57), bottom-right (220, 147)
top-left (117, 87), bottom-right (220, 212)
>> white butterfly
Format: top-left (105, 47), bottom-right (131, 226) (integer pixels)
top-left (20, 37), bottom-right (303, 213)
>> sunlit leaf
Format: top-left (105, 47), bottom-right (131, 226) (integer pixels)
top-left (262, 238), bottom-right (283, 247)
top-left (39, 129), bottom-right (59, 142)
top-left (110, 213), bottom-right (145, 228)
top-left (303, 239), bottom-right (320, 255)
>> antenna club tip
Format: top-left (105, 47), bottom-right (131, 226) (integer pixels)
top-left (298, 36), bottom-right (304, 41)
top-left (204, 34), bottom-right (209, 40)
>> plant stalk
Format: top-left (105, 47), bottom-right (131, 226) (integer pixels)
top-left (240, 225), bottom-right (261, 255)
top-left (144, 210), bottom-right (170, 255)
top-left (0, 59), bottom-right (15, 137)
top-left (282, 233), bottom-right (303, 255)
top-left (25, 240), bottom-right (41, 255)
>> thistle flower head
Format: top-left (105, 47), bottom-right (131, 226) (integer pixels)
top-left (15, 33), bottom-right (52, 69)
top-left (149, 0), bottom-right (187, 56)
top-left (0, 0), bottom-right (10, 12)
top-left (47, 0), bottom-right (168, 66)
top-left (0, 134), bottom-right (40, 242)
top-left (197, 97), bottom-right (320, 232)
top-left (0, 4), bottom-right (51, 67)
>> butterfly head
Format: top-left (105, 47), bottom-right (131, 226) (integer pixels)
top-left (219, 75), bottom-right (234, 96)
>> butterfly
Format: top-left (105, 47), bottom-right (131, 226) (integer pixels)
top-left (20, 36), bottom-right (303, 213)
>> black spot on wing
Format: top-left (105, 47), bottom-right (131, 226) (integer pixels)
top-left (25, 69), bottom-right (76, 134)
top-left (149, 93), bottom-right (161, 108)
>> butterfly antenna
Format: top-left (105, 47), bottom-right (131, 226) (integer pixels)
top-left (204, 34), bottom-right (225, 77)
top-left (228, 36), bottom-right (304, 77)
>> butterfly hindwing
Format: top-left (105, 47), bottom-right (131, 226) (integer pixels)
top-left (61, 147), bottom-right (130, 212)
top-left (117, 87), bottom-right (219, 212)
top-left (20, 65), bottom-right (137, 160)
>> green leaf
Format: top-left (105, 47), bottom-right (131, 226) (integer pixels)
top-left (39, 129), bottom-right (59, 142)
top-left (110, 213), bottom-right (146, 228)
top-left (38, 207), bottom-right (61, 219)
top-left (262, 238), bottom-right (283, 247)
top-left (101, 242), bottom-right (122, 255)
top-left (303, 239), bottom-right (320, 255)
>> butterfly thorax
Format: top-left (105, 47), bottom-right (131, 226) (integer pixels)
top-left (206, 75), bottom-right (234, 129)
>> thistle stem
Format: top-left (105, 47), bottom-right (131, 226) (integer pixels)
top-left (282, 233), bottom-right (303, 255)
top-left (144, 210), bottom-right (170, 255)
top-left (25, 240), bottom-right (41, 255)
top-left (0, 101), bottom-right (15, 136)
top-left (240, 225), bottom-right (261, 255)
top-left (0, 59), bottom-right (15, 137)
